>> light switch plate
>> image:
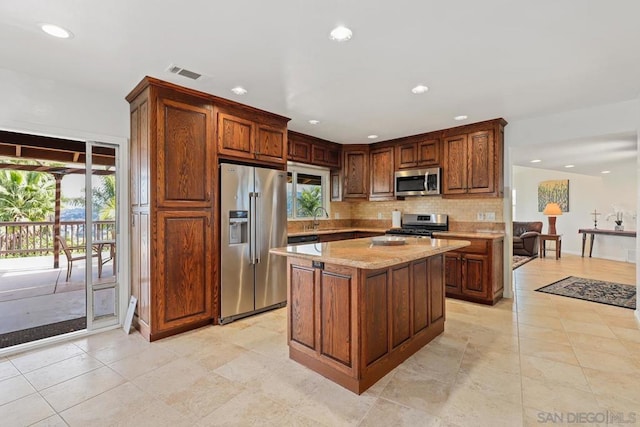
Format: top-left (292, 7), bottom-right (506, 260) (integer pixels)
top-left (477, 212), bottom-right (485, 221)
top-left (485, 212), bottom-right (496, 221)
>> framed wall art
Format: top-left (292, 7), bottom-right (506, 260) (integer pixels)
top-left (538, 179), bottom-right (569, 212)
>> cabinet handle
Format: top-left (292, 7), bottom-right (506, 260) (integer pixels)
top-left (131, 215), bottom-right (135, 227)
top-left (206, 191), bottom-right (211, 201)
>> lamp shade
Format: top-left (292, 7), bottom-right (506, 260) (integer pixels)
top-left (543, 203), bottom-right (562, 216)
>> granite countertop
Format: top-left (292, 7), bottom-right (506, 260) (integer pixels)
top-left (270, 236), bottom-right (470, 269)
top-left (433, 231), bottom-right (505, 240)
top-left (288, 227), bottom-right (388, 237)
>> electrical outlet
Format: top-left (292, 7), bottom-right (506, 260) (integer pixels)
top-left (335, 212), bottom-right (340, 219)
top-left (377, 212), bottom-right (383, 219)
top-left (477, 212), bottom-right (485, 221)
top-left (485, 212), bottom-right (496, 221)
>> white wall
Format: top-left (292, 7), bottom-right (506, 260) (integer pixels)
top-left (513, 164), bottom-right (636, 262)
top-left (0, 68), bottom-right (128, 143)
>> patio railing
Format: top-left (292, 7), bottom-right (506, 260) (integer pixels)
top-left (0, 221), bottom-right (115, 258)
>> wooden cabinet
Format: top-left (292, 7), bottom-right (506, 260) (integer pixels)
top-left (395, 134), bottom-right (440, 170)
top-left (287, 131), bottom-right (341, 168)
top-left (342, 145), bottom-right (369, 199)
top-left (442, 119), bottom-right (506, 197)
top-left (127, 78), bottom-right (217, 341)
top-left (440, 235), bottom-right (504, 305)
top-left (287, 254), bottom-right (445, 394)
top-left (217, 109), bottom-right (288, 167)
top-left (287, 132), bottom-right (311, 163)
top-left (318, 232), bottom-right (356, 242)
top-left (369, 145), bottom-right (395, 200)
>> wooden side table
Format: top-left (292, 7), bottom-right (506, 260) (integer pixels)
top-left (539, 234), bottom-right (562, 259)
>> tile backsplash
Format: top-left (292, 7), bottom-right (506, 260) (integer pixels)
top-left (288, 196), bottom-right (505, 233)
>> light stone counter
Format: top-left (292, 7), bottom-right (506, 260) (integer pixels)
top-left (433, 231), bottom-right (505, 240)
top-left (287, 227), bottom-right (387, 237)
top-left (270, 236), bottom-right (470, 270)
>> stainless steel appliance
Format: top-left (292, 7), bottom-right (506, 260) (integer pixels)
top-left (395, 167), bottom-right (441, 196)
top-left (220, 163), bottom-right (287, 324)
top-left (386, 213), bottom-right (448, 237)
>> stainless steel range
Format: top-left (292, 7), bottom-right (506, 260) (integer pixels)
top-left (386, 213), bottom-right (448, 237)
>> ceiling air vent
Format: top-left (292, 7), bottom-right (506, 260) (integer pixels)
top-left (167, 64), bottom-right (202, 80)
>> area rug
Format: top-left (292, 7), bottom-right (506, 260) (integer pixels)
top-left (513, 255), bottom-right (536, 270)
top-left (536, 276), bottom-right (636, 309)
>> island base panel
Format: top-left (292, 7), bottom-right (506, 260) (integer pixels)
top-left (290, 318), bottom-right (444, 394)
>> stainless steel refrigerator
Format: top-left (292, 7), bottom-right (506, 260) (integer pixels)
top-left (219, 162), bottom-right (287, 324)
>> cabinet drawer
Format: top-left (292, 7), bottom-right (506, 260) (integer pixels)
top-left (451, 239), bottom-right (487, 254)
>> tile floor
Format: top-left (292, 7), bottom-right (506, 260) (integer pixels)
top-left (0, 254), bottom-right (639, 426)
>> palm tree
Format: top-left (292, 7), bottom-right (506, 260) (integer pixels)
top-left (0, 169), bottom-right (55, 221)
top-left (67, 174), bottom-right (116, 220)
top-left (297, 187), bottom-right (322, 217)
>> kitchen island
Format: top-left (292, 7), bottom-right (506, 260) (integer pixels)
top-left (270, 236), bottom-right (470, 394)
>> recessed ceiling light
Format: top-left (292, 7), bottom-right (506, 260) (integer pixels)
top-left (564, 164), bottom-right (575, 168)
top-left (530, 159), bottom-right (542, 163)
top-left (329, 26), bottom-right (353, 42)
top-left (411, 85), bottom-right (429, 94)
top-left (309, 119), bottom-right (320, 125)
top-left (367, 135), bottom-right (378, 139)
top-left (601, 170), bottom-right (611, 174)
top-left (454, 115), bottom-right (468, 121)
top-left (230, 86), bottom-right (247, 95)
top-left (40, 23), bottom-right (73, 39)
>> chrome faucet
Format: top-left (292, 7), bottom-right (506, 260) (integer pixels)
top-left (312, 206), bottom-right (329, 230)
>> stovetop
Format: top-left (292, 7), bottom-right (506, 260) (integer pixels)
top-left (385, 213), bottom-right (448, 237)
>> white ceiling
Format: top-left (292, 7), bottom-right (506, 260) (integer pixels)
top-left (1, 0), bottom-right (639, 175)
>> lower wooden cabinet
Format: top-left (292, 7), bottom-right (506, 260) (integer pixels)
top-left (287, 254), bottom-right (445, 393)
top-left (440, 235), bottom-right (504, 305)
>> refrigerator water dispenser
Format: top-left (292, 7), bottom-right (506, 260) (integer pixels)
top-left (228, 210), bottom-right (248, 244)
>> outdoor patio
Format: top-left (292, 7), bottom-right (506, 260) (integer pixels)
top-left (0, 254), bottom-right (114, 348)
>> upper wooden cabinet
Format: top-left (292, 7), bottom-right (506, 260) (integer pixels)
top-left (369, 145), bottom-right (395, 200)
top-left (395, 134), bottom-right (440, 170)
top-left (442, 119), bottom-right (506, 197)
top-left (217, 109), bottom-right (288, 167)
top-left (342, 145), bottom-right (369, 199)
top-left (156, 93), bottom-right (214, 209)
top-left (287, 131), bottom-right (341, 169)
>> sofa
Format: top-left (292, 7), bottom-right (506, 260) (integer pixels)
top-left (513, 221), bottom-right (543, 256)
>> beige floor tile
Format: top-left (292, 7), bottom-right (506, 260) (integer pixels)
top-left (560, 318), bottom-right (617, 339)
top-left (520, 355), bottom-right (590, 392)
top-left (519, 337), bottom-right (579, 366)
top-left (610, 325), bottom-right (640, 343)
top-left (620, 339), bottom-right (640, 362)
top-left (40, 366), bottom-right (126, 412)
top-left (185, 341), bottom-right (249, 372)
top-left (379, 368), bottom-right (452, 417)
top-left (293, 376), bottom-right (378, 426)
top-left (521, 377), bottom-right (601, 413)
top-left (573, 347), bottom-right (640, 374)
top-left (583, 367), bottom-right (640, 405)
top-left (30, 414), bottom-right (69, 427)
top-left (213, 349), bottom-right (286, 385)
top-left (599, 313), bottom-right (640, 329)
top-left (9, 342), bottom-right (83, 373)
top-left (441, 385), bottom-right (524, 427)
top-left (70, 328), bottom-right (132, 352)
top-left (85, 333), bottom-right (152, 364)
top-left (459, 348), bottom-right (521, 377)
top-left (454, 363), bottom-right (522, 406)
top-left (0, 393), bottom-right (55, 426)
top-left (517, 323), bottom-right (570, 345)
top-left (400, 346), bottom-right (463, 385)
top-left (0, 374), bottom-right (36, 405)
top-left (467, 329), bottom-right (519, 353)
top-left (0, 359), bottom-right (20, 381)
top-left (24, 353), bottom-right (103, 390)
top-left (567, 331), bottom-right (632, 357)
top-left (108, 345), bottom-right (177, 379)
top-left (195, 388), bottom-right (316, 427)
top-left (517, 312), bottom-right (565, 331)
top-left (359, 398), bottom-right (442, 427)
top-left (59, 382), bottom-right (196, 427)
top-left (557, 309), bottom-right (604, 324)
top-left (593, 393), bottom-right (640, 421)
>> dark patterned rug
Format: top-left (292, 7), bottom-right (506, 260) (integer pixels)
top-left (536, 276), bottom-right (636, 309)
top-left (0, 317), bottom-right (86, 349)
top-left (513, 255), bottom-right (536, 270)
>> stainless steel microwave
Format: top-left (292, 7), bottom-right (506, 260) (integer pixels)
top-left (395, 167), bottom-right (441, 196)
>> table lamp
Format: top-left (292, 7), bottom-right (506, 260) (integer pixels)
top-left (543, 202), bottom-right (562, 235)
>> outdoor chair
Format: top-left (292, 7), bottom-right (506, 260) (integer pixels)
top-left (56, 236), bottom-right (99, 281)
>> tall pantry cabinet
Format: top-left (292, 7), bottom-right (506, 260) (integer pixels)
top-left (127, 78), bottom-right (216, 341)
